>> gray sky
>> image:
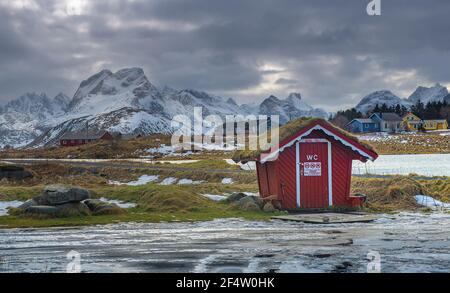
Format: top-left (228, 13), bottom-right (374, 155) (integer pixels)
top-left (0, 0), bottom-right (449, 111)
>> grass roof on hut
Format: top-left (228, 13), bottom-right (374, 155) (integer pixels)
top-left (232, 117), bottom-right (376, 162)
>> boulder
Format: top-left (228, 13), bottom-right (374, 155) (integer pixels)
top-left (262, 202), bottom-right (277, 212)
top-left (0, 165), bottom-right (33, 180)
top-left (240, 201), bottom-right (261, 211)
top-left (233, 196), bottom-right (265, 211)
top-left (25, 206), bottom-right (59, 217)
top-left (55, 202), bottom-right (91, 217)
top-left (84, 199), bottom-right (124, 215)
top-left (39, 185), bottom-right (90, 205)
top-left (238, 196), bottom-right (264, 209)
top-left (225, 192), bottom-right (247, 203)
top-left (18, 199), bottom-right (38, 210)
top-left (25, 202), bottom-right (91, 217)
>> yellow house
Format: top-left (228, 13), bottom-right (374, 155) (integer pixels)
top-left (402, 112), bottom-right (422, 131)
top-left (423, 119), bottom-right (449, 131)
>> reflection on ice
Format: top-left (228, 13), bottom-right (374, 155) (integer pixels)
top-left (1, 213), bottom-right (450, 273)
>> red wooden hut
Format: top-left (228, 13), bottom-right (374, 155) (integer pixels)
top-left (233, 118), bottom-right (378, 209)
top-left (60, 130), bottom-right (113, 147)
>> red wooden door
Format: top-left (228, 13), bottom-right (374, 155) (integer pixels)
top-left (299, 142), bottom-right (329, 208)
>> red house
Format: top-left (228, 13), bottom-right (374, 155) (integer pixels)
top-left (233, 118), bottom-right (378, 209)
top-left (60, 130), bottom-right (113, 147)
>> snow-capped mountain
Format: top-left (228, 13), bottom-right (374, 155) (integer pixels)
top-left (355, 90), bottom-right (412, 114)
top-left (0, 92), bottom-right (70, 147)
top-left (444, 94), bottom-right (450, 104)
top-left (0, 67), bottom-right (327, 148)
top-left (354, 84), bottom-right (449, 114)
top-left (258, 93), bottom-right (328, 124)
top-left (407, 83), bottom-right (448, 105)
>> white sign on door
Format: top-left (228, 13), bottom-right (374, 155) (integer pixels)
top-left (304, 162), bottom-right (321, 176)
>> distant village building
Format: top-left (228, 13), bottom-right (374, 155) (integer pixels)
top-left (402, 112), bottom-right (422, 131)
top-left (369, 112), bottom-right (403, 133)
top-left (121, 133), bottom-right (144, 140)
top-left (60, 130), bottom-right (113, 147)
top-left (423, 119), bottom-right (448, 131)
top-left (346, 110), bottom-right (448, 134)
top-left (346, 118), bottom-right (379, 133)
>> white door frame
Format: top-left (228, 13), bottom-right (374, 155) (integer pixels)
top-left (295, 139), bottom-right (333, 208)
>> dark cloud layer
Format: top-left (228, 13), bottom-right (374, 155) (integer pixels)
top-left (0, 0), bottom-right (449, 110)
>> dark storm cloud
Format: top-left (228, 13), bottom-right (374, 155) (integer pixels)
top-left (0, 0), bottom-right (449, 110)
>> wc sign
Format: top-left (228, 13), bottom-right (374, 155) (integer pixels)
top-left (304, 162), bottom-right (322, 177)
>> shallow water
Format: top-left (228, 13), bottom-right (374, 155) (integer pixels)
top-left (0, 201), bottom-right (23, 216)
top-left (1, 212), bottom-right (450, 273)
top-left (352, 154), bottom-right (450, 176)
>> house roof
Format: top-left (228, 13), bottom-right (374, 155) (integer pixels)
top-left (121, 133), bottom-right (143, 140)
top-left (371, 112), bottom-right (402, 121)
top-left (423, 119), bottom-right (448, 123)
top-left (60, 130), bottom-right (109, 140)
top-left (402, 112), bottom-right (421, 119)
top-left (348, 118), bottom-right (376, 125)
top-left (232, 117), bottom-right (378, 163)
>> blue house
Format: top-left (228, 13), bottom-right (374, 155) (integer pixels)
top-left (347, 118), bottom-right (380, 133)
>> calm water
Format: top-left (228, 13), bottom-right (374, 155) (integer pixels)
top-left (353, 154), bottom-right (450, 176)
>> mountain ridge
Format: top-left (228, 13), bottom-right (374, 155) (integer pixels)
top-left (0, 67), bottom-right (328, 148)
top-left (355, 84), bottom-right (449, 114)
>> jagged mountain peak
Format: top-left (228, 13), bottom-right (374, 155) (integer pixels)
top-left (287, 92), bottom-right (302, 101)
top-left (1, 67), bottom-right (328, 148)
top-left (408, 83), bottom-right (448, 104)
top-left (259, 93), bottom-right (327, 124)
top-left (355, 90), bottom-right (409, 114)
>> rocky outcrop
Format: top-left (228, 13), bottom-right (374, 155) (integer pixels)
top-left (226, 192), bottom-right (278, 212)
top-left (0, 165), bottom-right (33, 181)
top-left (36, 185), bottom-right (90, 205)
top-left (84, 199), bottom-right (124, 215)
top-left (15, 185), bottom-right (124, 217)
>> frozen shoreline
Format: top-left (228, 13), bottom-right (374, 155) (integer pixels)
top-left (1, 212), bottom-right (450, 273)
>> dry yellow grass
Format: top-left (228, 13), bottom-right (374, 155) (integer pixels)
top-left (0, 134), bottom-right (171, 159)
top-left (359, 133), bottom-right (450, 155)
top-left (233, 117), bottom-right (375, 162)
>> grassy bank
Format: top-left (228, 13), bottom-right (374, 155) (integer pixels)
top-left (0, 183), bottom-right (269, 228)
top-left (1, 171), bottom-right (449, 228)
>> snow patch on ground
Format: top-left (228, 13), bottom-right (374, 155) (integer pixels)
top-left (98, 197), bottom-right (137, 209)
top-left (159, 177), bottom-right (178, 185)
top-left (177, 179), bottom-right (204, 185)
top-left (224, 159), bottom-right (256, 171)
top-left (221, 178), bottom-right (234, 184)
top-left (146, 144), bottom-right (176, 155)
top-left (108, 175), bottom-right (159, 186)
top-left (0, 200), bottom-right (23, 216)
top-left (415, 195), bottom-right (450, 209)
top-left (202, 194), bottom-right (227, 201)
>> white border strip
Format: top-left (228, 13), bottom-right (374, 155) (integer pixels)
top-left (296, 141), bottom-right (300, 207)
top-left (260, 125), bottom-right (374, 163)
top-left (327, 141), bottom-right (333, 206)
top-left (297, 139), bottom-right (333, 207)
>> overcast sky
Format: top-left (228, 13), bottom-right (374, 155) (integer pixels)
top-left (0, 0), bottom-right (449, 111)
